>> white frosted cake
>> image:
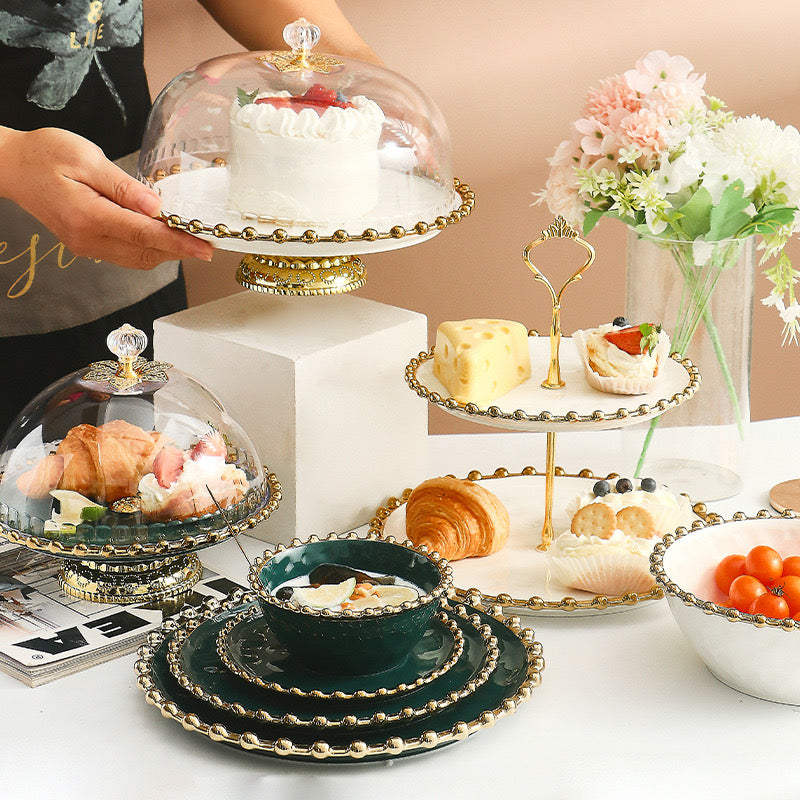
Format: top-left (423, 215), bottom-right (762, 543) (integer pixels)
top-left (227, 84), bottom-right (385, 226)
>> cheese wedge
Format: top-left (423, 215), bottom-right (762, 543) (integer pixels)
top-left (433, 319), bottom-right (531, 406)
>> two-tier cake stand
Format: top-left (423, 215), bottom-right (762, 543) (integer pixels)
top-left (372, 217), bottom-right (701, 615)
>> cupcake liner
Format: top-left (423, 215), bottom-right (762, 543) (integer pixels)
top-left (548, 549), bottom-right (655, 595)
top-left (572, 328), bottom-right (670, 396)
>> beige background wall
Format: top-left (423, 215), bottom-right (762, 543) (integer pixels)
top-left (143, 0), bottom-right (800, 433)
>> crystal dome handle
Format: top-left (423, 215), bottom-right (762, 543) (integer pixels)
top-left (106, 323), bottom-right (147, 361)
top-left (283, 17), bottom-right (320, 53)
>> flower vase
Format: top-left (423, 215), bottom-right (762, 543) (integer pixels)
top-left (623, 231), bottom-right (755, 501)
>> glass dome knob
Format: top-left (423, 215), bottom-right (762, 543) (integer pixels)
top-left (107, 323), bottom-right (147, 362)
top-left (283, 17), bottom-right (320, 53)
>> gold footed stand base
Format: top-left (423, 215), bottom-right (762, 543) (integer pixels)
top-left (58, 554), bottom-right (203, 604)
top-left (236, 254), bottom-right (367, 295)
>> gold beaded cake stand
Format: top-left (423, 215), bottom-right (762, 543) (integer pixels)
top-left (141, 18), bottom-right (474, 296)
top-left (149, 170), bottom-right (474, 296)
top-left (404, 216), bottom-right (701, 553)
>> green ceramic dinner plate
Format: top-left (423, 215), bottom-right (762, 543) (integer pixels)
top-left (169, 603), bottom-right (498, 727)
top-left (136, 593), bottom-right (544, 762)
top-left (218, 606), bottom-right (465, 700)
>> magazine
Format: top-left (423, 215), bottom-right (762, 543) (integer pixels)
top-left (0, 541), bottom-right (246, 687)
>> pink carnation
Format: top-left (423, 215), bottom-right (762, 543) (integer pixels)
top-left (646, 82), bottom-right (706, 120)
top-left (583, 75), bottom-right (641, 126)
top-left (543, 161), bottom-right (587, 226)
top-left (618, 107), bottom-right (668, 163)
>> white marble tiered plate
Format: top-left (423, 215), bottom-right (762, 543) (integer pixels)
top-left (405, 335), bottom-right (699, 432)
top-left (370, 470), bottom-right (701, 617)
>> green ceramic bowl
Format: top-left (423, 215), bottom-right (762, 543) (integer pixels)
top-left (248, 532), bottom-right (453, 675)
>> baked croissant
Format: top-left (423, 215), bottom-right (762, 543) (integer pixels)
top-left (405, 476), bottom-right (510, 561)
top-left (56, 419), bottom-right (170, 503)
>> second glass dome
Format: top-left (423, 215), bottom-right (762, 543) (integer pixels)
top-left (138, 18), bottom-right (461, 253)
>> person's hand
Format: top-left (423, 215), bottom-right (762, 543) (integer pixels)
top-left (0, 127), bottom-right (213, 269)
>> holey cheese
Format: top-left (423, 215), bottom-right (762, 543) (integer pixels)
top-left (433, 319), bottom-right (531, 406)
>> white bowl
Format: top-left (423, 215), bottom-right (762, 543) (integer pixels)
top-left (651, 513), bottom-right (800, 705)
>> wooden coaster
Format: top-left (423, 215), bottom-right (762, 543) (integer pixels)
top-left (769, 479), bottom-right (800, 513)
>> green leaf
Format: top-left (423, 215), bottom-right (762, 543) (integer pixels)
top-left (237, 87), bottom-right (258, 107)
top-left (675, 188), bottom-right (713, 239)
top-left (745, 205), bottom-right (797, 234)
top-left (707, 180), bottom-right (751, 241)
top-left (582, 209), bottom-right (604, 235)
top-left (639, 323), bottom-right (662, 355)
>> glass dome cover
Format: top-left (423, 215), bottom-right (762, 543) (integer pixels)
top-left (137, 18), bottom-right (470, 257)
top-left (0, 324), bottom-right (276, 561)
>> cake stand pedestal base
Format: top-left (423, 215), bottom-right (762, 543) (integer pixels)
top-left (236, 254), bottom-right (366, 295)
top-left (58, 554), bottom-right (203, 604)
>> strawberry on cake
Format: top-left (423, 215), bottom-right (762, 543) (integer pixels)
top-left (573, 317), bottom-right (670, 395)
top-left (226, 83), bottom-right (385, 226)
top-left (138, 431), bottom-right (249, 521)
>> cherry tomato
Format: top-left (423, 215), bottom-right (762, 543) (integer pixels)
top-left (749, 591), bottom-right (790, 619)
top-left (770, 574), bottom-right (800, 616)
top-left (714, 554), bottom-right (746, 594)
top-left (782, 555), bottom-right (800, 577)
top-left (728, 574), bottom-right (767, 613)
top-left (745, 545), bottom-right (783, 585)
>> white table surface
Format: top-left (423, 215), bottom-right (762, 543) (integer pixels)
top-left (4, 418), bottom-right (800, 800)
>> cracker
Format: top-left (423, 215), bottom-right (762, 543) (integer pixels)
top-left (616, 505), bottom-right (656, 538)
top-left (570, 502), bottom-right (616, 539)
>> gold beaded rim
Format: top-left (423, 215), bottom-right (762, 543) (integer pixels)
top-left (134, 592), bottom-right (545, 761)
top-left (0, 469), bottom-right (281, 561)
top-left (155, 178), bottom-right (474, 245)
top-left (167, 605), bottom-right (495, 727)
top-left (216, 606), bottom-right (466, 700)
top-left (248, 531), bottom-right (453, 620)
top-left (405, 346), bottom-right (700, 427)
top-left (652, 510), bottom-right (800, 632)
top-left (367, 466), bottom-right (708, 613)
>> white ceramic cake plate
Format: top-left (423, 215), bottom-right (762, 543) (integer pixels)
top-left (406, 335), bottom-right (700, 433)
top-left (369, 470), bottom-right (702, 617)
top-left (155, 167), bottom-right (460, 256)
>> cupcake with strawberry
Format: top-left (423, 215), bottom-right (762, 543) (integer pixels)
top-left (573, 317), bottom-right (670, 395)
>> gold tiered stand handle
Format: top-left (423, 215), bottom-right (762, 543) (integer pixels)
top-left (522, 216), bottom-right (596, 389)
top-left (522, 217), bottom-right (596, 551)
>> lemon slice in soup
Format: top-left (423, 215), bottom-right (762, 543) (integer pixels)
top-left (291, 577), bottom-right (357, 609)
top-left (374, 585), bottom-right (419, 605)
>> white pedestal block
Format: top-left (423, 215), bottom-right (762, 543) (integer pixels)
top-left (153, 292), bottom-right (428, 544)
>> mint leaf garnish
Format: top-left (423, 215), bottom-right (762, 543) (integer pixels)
top-left (237, 87), bottom-right (259, 107)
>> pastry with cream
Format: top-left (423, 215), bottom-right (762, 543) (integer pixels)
top-left (138, 431), bottom-right (249, 521)
top-left (433, 318), bottom-right (531, 407)
top-left (548, 477), bottom-right (694, 595)
top-left (573, 318), bottom-right (670, 395)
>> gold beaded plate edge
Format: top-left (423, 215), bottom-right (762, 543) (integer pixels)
top-left (134, 592), bottom-right (544, 762)
top-left (156, 174), bottom-right (474, 257)
top-left (216, 606), bottom-right (466, 700)
top-left (406, 336), bottom-right (700, 432)
top-left (0, 469), bottom-right (281, 562)
top-left (368, 468), bottom-right (707, 616)
top-left (167, 606), bottom-right (497, 728)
